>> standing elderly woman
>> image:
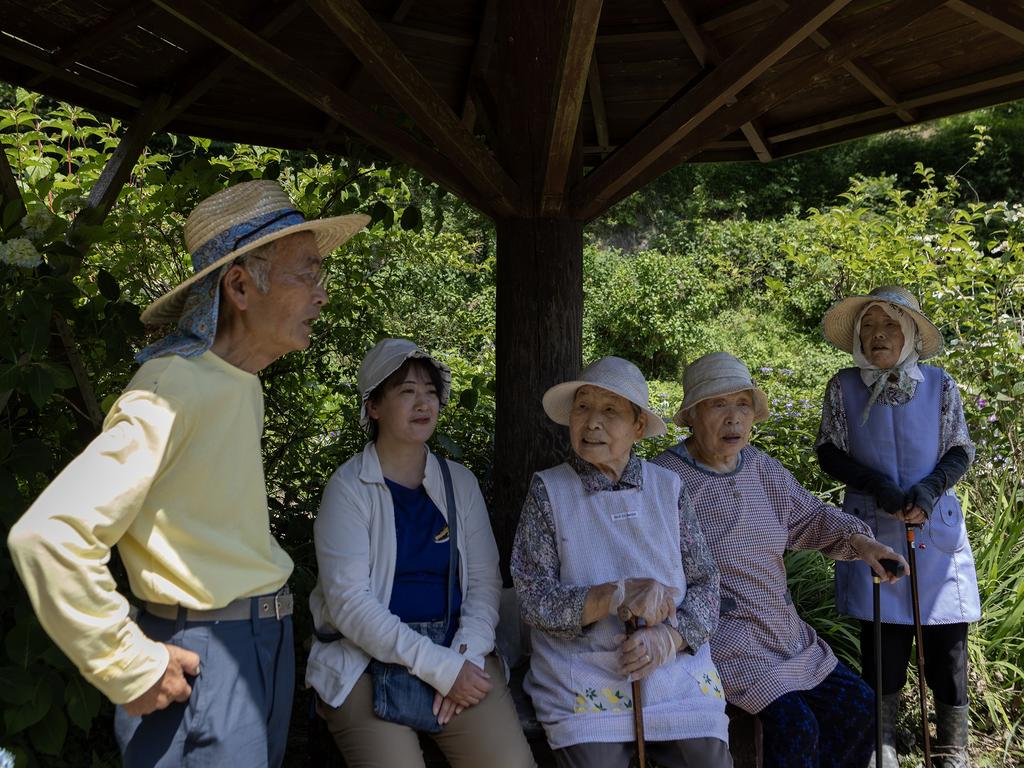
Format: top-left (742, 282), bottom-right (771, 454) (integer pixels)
top-left (307, 339), bottom-right (534, 768)
top-left (512, 357), bottom-right (731, 768)
top-left (817, 287), bottom-right (980, 768)
top-left (652, 352), bottom-right (907, 768)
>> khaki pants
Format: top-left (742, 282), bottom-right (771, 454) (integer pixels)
top-left (317, 654), bottom-right (536, 768)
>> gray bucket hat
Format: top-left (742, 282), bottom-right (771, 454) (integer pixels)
top-left (542, 356), bottom-right (667, 438)
top-left (357, 338), bottom-right (452, 430)
top-left (672, 352), bottom-right (769, 426)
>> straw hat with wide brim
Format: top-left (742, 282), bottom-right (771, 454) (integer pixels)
top-left (542, 356), bottom-right (667, 439)
top-left (141, 180), bottom-right (370, 325)
top-left (672, 351), bottom-right (770, 426)
top-left (822, 285), bottom-right (943, 359)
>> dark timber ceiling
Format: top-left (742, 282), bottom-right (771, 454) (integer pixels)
top-left (1, 0), bottom-right (1023, 219)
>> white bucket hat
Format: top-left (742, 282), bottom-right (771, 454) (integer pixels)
top-left (357, 338), bottom-right (452, 429)
top-left (141, 180), bottom-right (369, 325)
top-left (822, 285), bottom-right (943, 360)
top-left (542, 356), bottom-right (667, 438)
top-left (672, 352), bottom-right (769, 426)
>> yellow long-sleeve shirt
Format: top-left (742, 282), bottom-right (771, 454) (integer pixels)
top-left (7, 351), bottom-right (293, 704)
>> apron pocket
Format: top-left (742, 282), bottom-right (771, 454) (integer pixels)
top-left (569, 650), bottom-right (634, 714)
top-left (925, 493), bottom-right (966, 554)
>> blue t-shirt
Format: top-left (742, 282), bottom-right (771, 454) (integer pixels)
top-left (386, 478), bottom-right (462, 625)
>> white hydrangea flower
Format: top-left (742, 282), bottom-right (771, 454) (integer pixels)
top-left (0, 747), bottom-right (14, 768)
top-left (20, 208), bottom-right (57, 241)
top-left (0, 237), bottom-right (43, 268)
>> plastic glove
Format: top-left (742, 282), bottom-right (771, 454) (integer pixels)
top-left (618, 578), bottom-right (679, 626)
top-left (616, 624), bottom-right (677, 681)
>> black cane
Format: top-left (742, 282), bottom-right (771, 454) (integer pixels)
top-left (876, 558), bottom-right (904, 768)
top-left (905, 526), bottom-right (932, 765)
top-left (873, 571), bottom-right (883, 768)
top-left (626, 618), bottom-right (646, 767)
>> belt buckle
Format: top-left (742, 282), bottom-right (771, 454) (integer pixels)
top-left (273, 590), bottom-right (293, 620)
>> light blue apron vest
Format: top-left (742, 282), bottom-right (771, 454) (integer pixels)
top-left (525, 462), bottom-right (729, 749)
top-left (834, 365), bottom-right (980, 624)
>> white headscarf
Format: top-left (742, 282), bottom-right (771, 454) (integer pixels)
top-left (852, 301), bottom-right (923, 424)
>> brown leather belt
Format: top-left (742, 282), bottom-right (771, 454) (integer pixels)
top-left (145, 586), bottom-right (293, 622)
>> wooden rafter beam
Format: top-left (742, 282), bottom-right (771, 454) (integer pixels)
top-left (587, 53), bottom-right (610, 156)
top-left (26, 2), bottom-right (161, 89)
top-left (701, 0), bottom-right (779, 31)
top-left (662, 0), bottom-right (708, 66)
top-left (391, 0), bottom-right (418, 23)
top-left (663, 0), bottom-right (773, 160)
top-left (770, 60), bottom-right (1024, 144)
top-left (945, 0), bottom-right (1024, 46)
top-left (460, 0), bottom-right (498, 130)
top-left (0, 39), bottom-right (142, 109)
top-left (541, 0), bottom-right (603, 216)
top-left (306, 0), bottom-right (519, 215)
top-left (782, 0), bottom-right (917, 125)
top-left (149, 0), bottom-right (501, 216)
top-left (739, 119), bottom-right (772, 162)
top-left (163, 1), bottom-right (307, 122)
top-left (584, 0), bottom-right (947, 219)
top-left (572, 0), bottom-right (851, 218)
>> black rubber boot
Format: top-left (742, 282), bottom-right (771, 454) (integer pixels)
top-left (933, 701), bottom-right (970, 768)
top-left (868, 693), bottom-right (900, 768)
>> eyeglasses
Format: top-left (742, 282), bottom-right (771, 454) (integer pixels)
top-left (238, 252), bottom-right (328, 291)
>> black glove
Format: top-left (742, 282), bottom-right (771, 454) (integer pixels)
top-left (904, 446), bottom-right (971, 518)
top-left (816, 442), bottom-right (906, 515)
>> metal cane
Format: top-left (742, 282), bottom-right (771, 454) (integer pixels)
top-left (626, 618), bottom-right (646, 767)
top-left (905, 525), bottom-right (932, 765)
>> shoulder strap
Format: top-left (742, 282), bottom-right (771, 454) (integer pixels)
top-left (433, 450), bottom-right (459, 634)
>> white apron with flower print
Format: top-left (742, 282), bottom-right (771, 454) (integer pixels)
top-left (524, 461), bottom-right (730, 749)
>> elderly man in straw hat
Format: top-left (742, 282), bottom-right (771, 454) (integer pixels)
top-left (7, 180), bottom-right (368, 767)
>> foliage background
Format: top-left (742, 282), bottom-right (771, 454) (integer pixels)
top-left (1, 84), bottom-right (1022, 765)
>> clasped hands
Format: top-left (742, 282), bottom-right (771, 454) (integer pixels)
top-left (606, 578), bottom-right (683, 682)
top-left (432, 643), bottom-right (491, 726)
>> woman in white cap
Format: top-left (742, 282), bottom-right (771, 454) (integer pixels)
top-left (307, 339), bottom-right (534, 768)
top-left (817, 287), bottom-right (980, 768)
top-left (511, 356), bottom-right (732, 768)
top-left (652, 351), bottom-right (907, 768)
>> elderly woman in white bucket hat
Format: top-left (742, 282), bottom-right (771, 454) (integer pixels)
top-left (308, 339), bottom-right (534, 768)
top-left (511, 356), bottom-right (731, 768)
top-left (816, 286), bottom-right (979, 768)
top-left (652, 351), bottom-right (907, 768)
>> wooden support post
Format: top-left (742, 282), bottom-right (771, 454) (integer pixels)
top-left (492, 217), bottom-right (583, 572)
top-left (490, 1), bottom-right (585, 572)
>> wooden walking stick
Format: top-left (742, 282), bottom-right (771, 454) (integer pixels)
top-left (905, 525), bottom-right (932, 766)
top-left (626, 618), bottom-right (646, 767)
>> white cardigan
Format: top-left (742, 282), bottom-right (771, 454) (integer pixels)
top-left (306, 442), bottom-right (502, 707)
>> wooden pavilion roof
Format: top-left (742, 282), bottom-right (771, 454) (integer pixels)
top-left (1, 0), bottom-right (1023, 220)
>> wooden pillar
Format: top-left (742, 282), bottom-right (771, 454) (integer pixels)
top-left (490, 0), bottom-right (586, 574)
top-left (492, 217), bottom-right (582, 575)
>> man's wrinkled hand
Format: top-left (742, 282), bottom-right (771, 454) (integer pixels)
top-left (122, 643), bottom-right (200, 717)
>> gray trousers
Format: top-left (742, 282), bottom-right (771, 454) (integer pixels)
top-left (114, 605), bottom-right (294, 768)
top-left (554, 737), bottom-right (733, 768)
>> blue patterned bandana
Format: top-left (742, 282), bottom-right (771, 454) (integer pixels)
top-left (136, 208), bottom-right (306, 363)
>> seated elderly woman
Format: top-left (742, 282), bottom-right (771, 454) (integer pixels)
top-left (651, 352), bottom-right (908, 768)
top-left (512, 356), bottom-right (731, 768)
